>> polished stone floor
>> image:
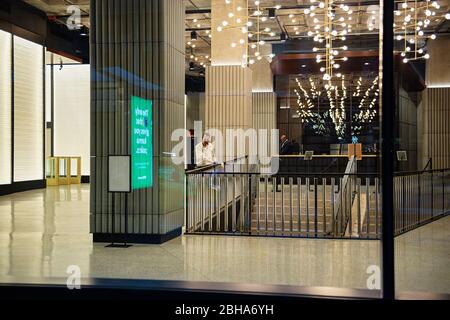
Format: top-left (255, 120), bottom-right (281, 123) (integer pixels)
top-left (0, 184), bottom-right (448, 294)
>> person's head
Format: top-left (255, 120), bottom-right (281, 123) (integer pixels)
top-left (202, 133), bottom-right (211, 146)
top-left (280, 135), bottom-right (287, 143)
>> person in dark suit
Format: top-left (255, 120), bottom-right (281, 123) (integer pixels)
top-left (277, 135), bottom-right (293, 191)
top-left (291, 139), bottom-right (301, 154)
top-left (279, 135), bottom-right (293, 155)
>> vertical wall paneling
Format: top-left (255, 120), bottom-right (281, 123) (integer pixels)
top-left (419, 37), bottom-right (450, 170)
top-left (252, 92), bottom-right (277, 159)
top-left (420, 88), bottom-right (450, 170)
top-left (44, 63), bottom-right (52, 161)
top-left (13, 36), bottom-right (44, 182)
top-left (396, 86), bottom-right (418, 171)
top-left (90, 0), bottom-right (185, 241)
top-left (205, 65), bottom-right (253, 161)
top-left (0, 30), bottom-right (12, 185)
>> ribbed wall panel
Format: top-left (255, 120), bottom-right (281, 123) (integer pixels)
top-left (422, 88), bottom-right (450, 169)
top-left (252, 92), bottom-right (277, 157)
top-left (90, 0), bottom-right (185, 237)
top-left (0, 30), bottom-right (12, 185)
top-left (205, 65), bottom-right (252, 161)
top-left (13, 36), bottom-right (44, 182)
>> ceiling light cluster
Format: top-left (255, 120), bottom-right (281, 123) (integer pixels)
top-left (352, 76), bottom-right (379, 136)
top-left (394, 0), bottom-right (450, 63)
top-left (293, 74), bottom-right (382, 139)
top-left (187, 20), bottom-right (212, 72)
top-left (189, 53), bottom-right (211, 67)
top-left (217, 0), bottom-right (280, 67)
top-left (325, 77), bottom-right (347, 138)
top-left (307, 0), bottom-right (352, 80)
top-left (355, 76), bottom-right (379, 122)
top-left (293, 76), bottom-right (349, 138)
top-left (294, 77), bottom-right (317, 123)
top-left (353, 77), bottom-right (363, 97)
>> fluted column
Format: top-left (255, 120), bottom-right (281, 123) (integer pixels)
top-left (205, 0), bottom-right (252, 162)
top-left (250, 50), bottom-right (277, 163)
top-left (420, 88), bottom-right (450, 169)
top-left (418, 36), bottom-right (450, 169)
top-left (90, 0), bottom-right (185, 243)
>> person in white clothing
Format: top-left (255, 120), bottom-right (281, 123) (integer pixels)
top-left (195, 133), bottom-right (217, 167)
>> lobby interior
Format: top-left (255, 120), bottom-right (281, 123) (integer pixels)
top-left (0, 0), bottom-right (449, 299)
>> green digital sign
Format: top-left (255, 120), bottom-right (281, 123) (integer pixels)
top-left (131, 96), bottom-right (153, 190)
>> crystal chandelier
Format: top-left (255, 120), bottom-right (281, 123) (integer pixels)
top-left (395, 0), bottom-right (450, 63)
top-left (306, 0), bottom-right (352, 80)
top-left (217, 0), bottom-right (279, 67)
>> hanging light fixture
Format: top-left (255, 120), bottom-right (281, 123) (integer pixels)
top-left (395, 0), bottom-right (450, 63)
top-left (307, 0), bottom-right (352, 80)
top-left (216, 0), bottom-right (281, 67)
top-left (294, 75), bottom-right (351, 138)
top-left (355, 76), bottom-right (379, 122)
top-left (324, 76), bottom-right (347, 138)
top-left (294, 77), bottom-right (317, 123)
top-left (351, 75), bottom-right (379, 135)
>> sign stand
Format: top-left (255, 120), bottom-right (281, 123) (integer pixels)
top-left (106, 155), bottom-right (133, 248)
top-left (396, 151), bottom-right (408, 162)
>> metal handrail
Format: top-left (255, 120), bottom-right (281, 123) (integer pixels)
top-left (185, 153), bottom-right (449, 239)
top-left (423, 158), bottom-right (432, 171)
top-left (186, 168), bottom-right (449, 177)
top-left (185, 155), bottom-right (249, 174)
top-left (332, 157), bottom-right (357, 236)
top-left (273, 154), bottom-right (379, 158)
top-left (394, 168), bottom-right (449, 236)
top-left (188, 171), bottom-right (381, 176)
top-left (320, 158), bottom-right (338, 174)
top-left (394, 167), bottom-right (449, 176)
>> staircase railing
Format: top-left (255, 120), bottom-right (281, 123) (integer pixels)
top-left (186, 156), bottom-right (450, 239)
top-left (185, 156), bottom-right (382, 239)
top-left (423, 158), bottom-right (432, 171)
top-left (332, 156), bottom-right (357, 237)
top-left (394, 168), bottom-right (450, 236)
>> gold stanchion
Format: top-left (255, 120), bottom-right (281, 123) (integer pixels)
top-left (46, 157), bottom-right (59, 186)
top-left (58, 157), bottom-right (71, 185)
top-left (45, 156), bottom-right (82, 186)
top-left (70, 157), bottom-right (82, 184)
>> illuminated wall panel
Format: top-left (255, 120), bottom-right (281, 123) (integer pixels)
top-left (0, 30), bottom-right (12, 185)
top-left (13, 36), bottom-right (44, 182)
top-left (54, 64), bottom-right (90, 176)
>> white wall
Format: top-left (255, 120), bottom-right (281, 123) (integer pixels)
top-left (53, 64), bottom-right (90, 176)
top-left (13, 36), bottom-right (44, 182)
top-left (0, 30), bottom-right (12, 185)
